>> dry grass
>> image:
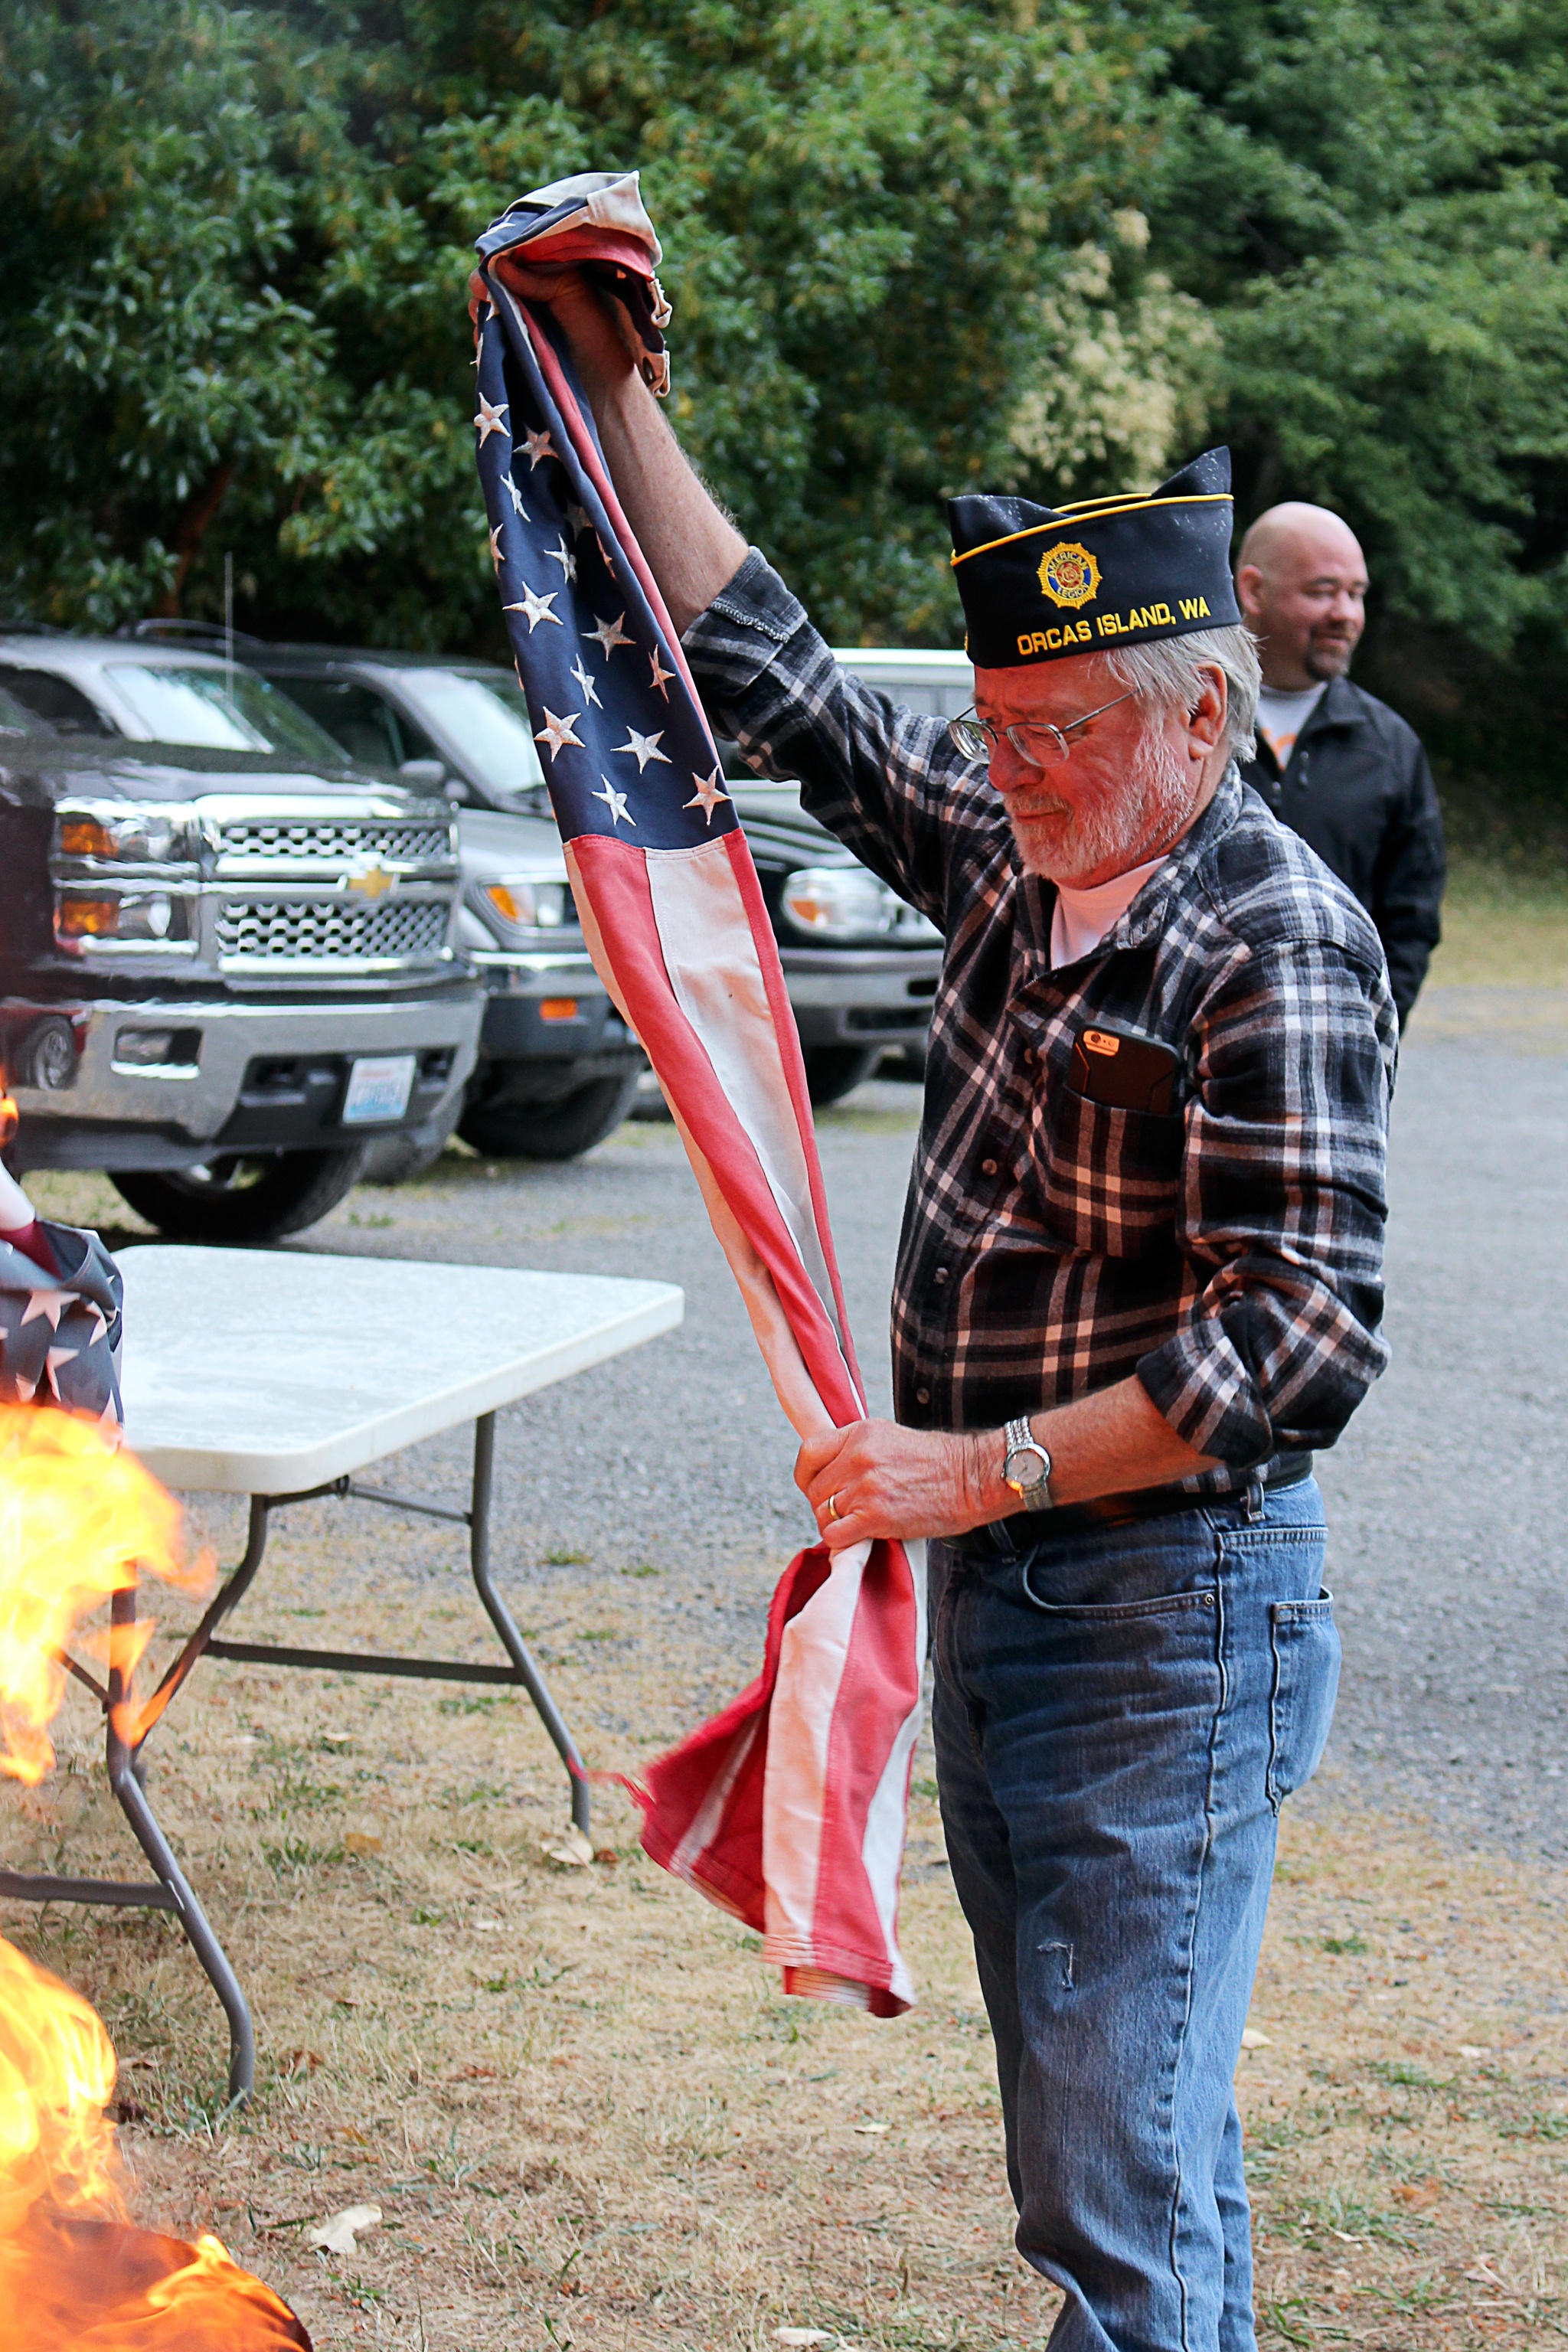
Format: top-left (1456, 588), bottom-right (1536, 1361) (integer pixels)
top-left (1429, 862), bottom-right (1568, 989)
top-left (0, 1498), bottom-right (1563, 2352)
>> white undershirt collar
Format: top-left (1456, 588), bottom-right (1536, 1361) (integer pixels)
top-left (1049, 851), bottom-right (1167, 970)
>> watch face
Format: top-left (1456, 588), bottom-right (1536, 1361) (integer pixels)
top-left (1005, 1446), bottom-right (1047, 1489)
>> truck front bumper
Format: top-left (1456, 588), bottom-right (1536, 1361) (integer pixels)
top-left (469, 950), bottom-right (641, 1065)
top-left (5, 985), bottom-right (485, 1173)
top-left (779, 946), bottom-right (941, 1050)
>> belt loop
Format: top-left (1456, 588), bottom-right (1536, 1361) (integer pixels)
top-left (1244, 1475), bottom-right (1265, 1523)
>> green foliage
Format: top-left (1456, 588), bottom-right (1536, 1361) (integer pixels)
top-left (2, 0), bottom-right (1567, 724)
top-left (0, 0), bottom-right (1178, 648)
top-left (1148, 0), bottom-right (1568, 660)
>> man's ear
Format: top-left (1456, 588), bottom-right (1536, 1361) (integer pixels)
top-left (1234, 564), bottom-right (1265, 625)
top-left (1185, 666), bottom-right (1227, 753)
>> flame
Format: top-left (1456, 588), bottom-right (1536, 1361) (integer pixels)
top-left (0, 1405), bottom-right (310, 2347)
top-left (0, 1405), bottom-right (209, 1782)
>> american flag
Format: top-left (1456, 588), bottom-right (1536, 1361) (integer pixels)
top-left (471, 173), bottom-right (923, 2014)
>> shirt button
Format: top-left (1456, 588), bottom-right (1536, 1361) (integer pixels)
top-left (933, 1267), bottom-right (949, 1285)
top-left (916, 1387), bottom-right (930, 1405)
top-left (981, 1158), bottom-right (998, 1176)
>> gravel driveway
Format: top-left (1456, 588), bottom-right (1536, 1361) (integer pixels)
top-left (293, 985), bottom-right (1568, 1861)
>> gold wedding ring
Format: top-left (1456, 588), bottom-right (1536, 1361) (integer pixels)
top-left (826, 1492), bottom-right (841, 1522)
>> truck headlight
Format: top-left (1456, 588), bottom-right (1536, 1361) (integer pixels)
top-left (54, 890), bottom-right (191, 949)
top-left (54, 803), bottom-right (201, 864)
top-left (476, 877), bottom-right (575, 936)
top-left (780, 866), bottom-right (911, 942)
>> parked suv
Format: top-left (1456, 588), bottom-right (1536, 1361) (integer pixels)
top-left (0, 635), bottom-right (482, 1240)
top-left (227, 639), bottom-right (943, 1119)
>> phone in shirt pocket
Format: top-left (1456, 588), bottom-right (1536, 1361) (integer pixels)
top-left (1067, 1019), bottom-right (1181, 1115)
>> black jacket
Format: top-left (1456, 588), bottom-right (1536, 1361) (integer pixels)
top-left (1240, 676), bottom-right (1446, 1023)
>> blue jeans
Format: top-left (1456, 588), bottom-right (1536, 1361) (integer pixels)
top-left (929, 1478), bottom-right (1339, 2352)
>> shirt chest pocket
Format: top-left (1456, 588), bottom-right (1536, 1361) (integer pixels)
top-left (1033, 1083), bottom-right (1184, 1259)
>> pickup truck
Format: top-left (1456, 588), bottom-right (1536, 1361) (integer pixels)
top-left (217, 637), bottom-right (944, 1140)
top-left (0, 637), bottom-right (482, 1240)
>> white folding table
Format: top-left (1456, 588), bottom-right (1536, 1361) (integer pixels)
top-left (0, 1246), bottom-right (682, 2102)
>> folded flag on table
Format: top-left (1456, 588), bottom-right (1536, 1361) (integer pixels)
top-left (470, 171), bottom-right (923, 2014)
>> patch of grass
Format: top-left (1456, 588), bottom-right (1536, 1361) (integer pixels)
top-left (7, 1540), bottom-right (1565, 2351)
top-left (544, 1547), bottom-right (591, 1567)
top-left (1320, 1929), bottom-right (1369, 1955)
top-left (620, 1562), bottom-right (660, 1579)
top-left (1368, 2060), bottom-right (1455, 2093)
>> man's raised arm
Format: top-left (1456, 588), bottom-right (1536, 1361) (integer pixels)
top-left (485, 259), bottom-right (745, 635)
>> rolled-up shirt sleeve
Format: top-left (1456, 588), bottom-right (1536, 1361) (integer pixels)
top-left (683, 547), bottom-right (987, 928)
top-left (1136, 934), bottom-right (1395, 1468)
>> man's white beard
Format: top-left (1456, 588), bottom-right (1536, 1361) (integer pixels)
top-left (1031, 723), bottom-right (1198, 885)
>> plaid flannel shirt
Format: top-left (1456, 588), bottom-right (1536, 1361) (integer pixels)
top-left (684, 551), bottom-right (1397, 1491)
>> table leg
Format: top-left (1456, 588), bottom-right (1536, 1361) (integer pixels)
top-left (467, 1413), bottom-right (592, 1840)
top-left (106, 1589), bottom-right (256, 2105)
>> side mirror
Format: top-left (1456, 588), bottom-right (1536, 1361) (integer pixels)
top-left (397, 758), bottom-right (449, 794)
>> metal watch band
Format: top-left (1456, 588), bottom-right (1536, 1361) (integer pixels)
top-left (1002, 1414), bottom-right (1054, 1512)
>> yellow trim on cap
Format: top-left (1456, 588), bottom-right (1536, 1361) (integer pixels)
top-left (950, 492), bottom-right (1233, 569)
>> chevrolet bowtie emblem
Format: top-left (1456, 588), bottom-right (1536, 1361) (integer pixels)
top-left (344, 861), bottom-right (397, 900)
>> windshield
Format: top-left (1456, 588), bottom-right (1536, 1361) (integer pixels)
top-left (0, 682), bottom-right (49, 735)
top-left (401, 669), bottom-right (546, 804)
top-left (105, 663), bottom-right (348, 765)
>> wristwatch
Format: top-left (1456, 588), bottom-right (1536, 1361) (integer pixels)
top-left (1001, 1416), bottom-right (1054, 1512)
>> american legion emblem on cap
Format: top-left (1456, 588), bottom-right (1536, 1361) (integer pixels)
top-left (949, 446), bottom-right (1242, 668)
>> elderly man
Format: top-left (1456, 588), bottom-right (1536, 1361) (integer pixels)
top-left (1236, 502), bottom-right (1446, 1023)
top-left (510, 262), bottom-right (1395, 2352)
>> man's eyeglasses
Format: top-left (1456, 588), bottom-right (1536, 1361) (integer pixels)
top-left (948, 688), bottom-right (1140, 770)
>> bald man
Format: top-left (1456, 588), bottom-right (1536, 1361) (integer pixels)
top-left (1236, 504), bottom-right (1445, 1023)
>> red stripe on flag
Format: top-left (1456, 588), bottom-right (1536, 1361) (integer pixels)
top-left (720, 828), bottom-right (864, 1409)
top-left (808, 1544), bottom-right (921, 1995)
top-left (570, 835), bottom-right (857, 1415)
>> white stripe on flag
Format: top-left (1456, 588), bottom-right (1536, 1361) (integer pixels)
top-left (761, 1544), bottom-right (867, 1962)
top-left (644, 844), bottom-right (844, 1349)
top-left (858, 1537), bottom-right (926, 2011)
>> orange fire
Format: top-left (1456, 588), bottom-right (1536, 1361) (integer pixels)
top-left (0, 1406), bottom-right (311, 2347)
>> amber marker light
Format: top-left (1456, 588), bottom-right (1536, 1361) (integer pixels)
top-left (539, 998), bottom-right (580, 1021)
top-left (57, 818), bottom-right (119, 858)
top-left (56, 898), bottom-right (120, 938)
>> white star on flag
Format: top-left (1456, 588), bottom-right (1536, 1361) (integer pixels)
top-left (19, 1290), bottom-right (69, 1331)
top-left (534, 707), bottom-right (585, 760)
top-left (503, 584), bottom-right (564, 633)
top-left (587, 612), bottom-right (634, 658)
top-left (44, 1346), bottom-right (78, 1401)
top-left (83, 1303), bottom-right (108, 1345)
top-left (522, 425), bottom-right (557, 470)
top-left (566, 498), bottom-right (591, 537)
top-left (614, 727), bottom-right (672, 773)
top-left (593, 779), bottom-right (635, 828)
top-left (546, 534), bottom-right (577, 583)
top-left (474, 392), bottom-right (510, 446)
top-left (570, 655), bottom-right (603, 710)
top-left (504, 473), bottom-right (528, 518)
top-left (488, 522), bottom-right (505, 570)
top-left (648, 645), bottom-right (675, 699)
top-left (684, 768), bottom-right (730, 824)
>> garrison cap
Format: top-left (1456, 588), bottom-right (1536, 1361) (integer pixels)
top-left (949, 446), bottom-right (1242, 669)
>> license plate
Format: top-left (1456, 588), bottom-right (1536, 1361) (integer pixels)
top-left (342, 1054), bottom-right (416, 1125)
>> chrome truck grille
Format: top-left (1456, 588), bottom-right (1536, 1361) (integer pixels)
top-left (217, 897), bottom-right (451, 965)
top-left (217, 817), bottom-right (453, 864)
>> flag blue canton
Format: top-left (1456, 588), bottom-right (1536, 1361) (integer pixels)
top-left (473, 290), bottom-right (737, 851)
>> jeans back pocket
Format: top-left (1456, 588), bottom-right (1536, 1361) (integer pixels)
top-left (1267, 1590), bottom-right (1341, 1811)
